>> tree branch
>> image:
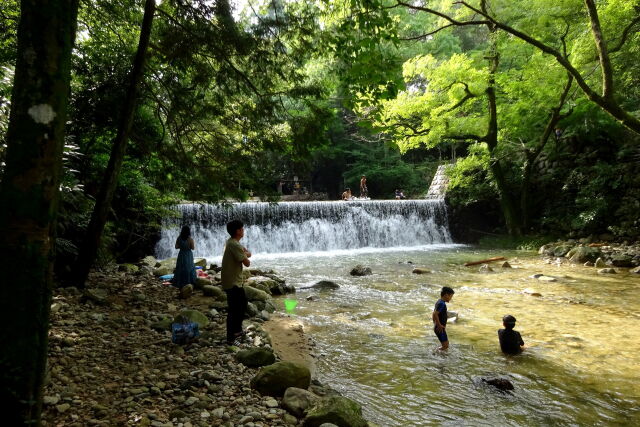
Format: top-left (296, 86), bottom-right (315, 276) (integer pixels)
top-left (609, 15), bottom-right (640, 54)
top-left (583, 0), bottom-right (614, 99)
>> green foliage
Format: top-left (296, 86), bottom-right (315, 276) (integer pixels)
top-left (477, 234), bottom-right (554, 250)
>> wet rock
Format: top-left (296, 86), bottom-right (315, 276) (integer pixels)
top-left (478, 264), bottom-right (493, 273)
top-left (482, 378), bottom-right (514, 392)
top-left (303, 396), bottom-right (367, 427)
top-left (630, 266), bottom-right (640, 274)
top-left (412, 268), bottom-right (431, 274)
top-left (552, 245), bottom-right (574, 257)
top-left (302, 281), bottom-right (340, 290)
top-left (566, 246), bottom-right (600, 263)
top-left (611, 255), bottom-right (633, 268)
top-left (583, 261), bottom-right (594, 267)
top-left (235, 347), bottom-right (276, 368)
top-left (595, 257), bottom-right (608, 268)
top-left (523, 288), bottom-right (542, 297)
top-left (250, 362), bottom-right (311, 397)
top-left (537, 275), bottom-right (557, 282)
top-left (140, 255), bottom-right (158, 268)
top-left (350, 265), bottom-right (372, 276)
top-left (153, 267), bottom-right (173, 277)
top-left (282, 387), bottom-right (319, 417)
top-left (598, 268), bottom-right (617, 274)
top-left (194, 258), bottom-right (207, 268)
top-left (501, 261), bottom-right (512, 269)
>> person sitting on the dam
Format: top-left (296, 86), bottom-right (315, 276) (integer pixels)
top-left (433, 286), bottom-right (455, 351)
top-left (221, 220), bottom-right (252, 346)
top-left (342, 187), bottom-right (352, 200)
top-left (498, 314), bottom-right (525, 355)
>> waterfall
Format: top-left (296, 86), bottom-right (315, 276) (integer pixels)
top-left (156, 200), bottom-right (452, 259)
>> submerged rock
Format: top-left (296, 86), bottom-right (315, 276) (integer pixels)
top-left (412, 268), bottom-right (431, 274)
top-left (350, 265), bottom-right (372, 276)
top-left (482, 378), bottom-right (514, 392)
top-left (630, 266), bottom-right (640, 274)
top-left (594, 257), bottom-right (608, 268)
top-left (302, 281), bottom-right (340, 290)
top-left (598, 268), bottom-right (617, 274)
top-left (501, 261), bottom-right (512, 269)
top-left (478, 264), bottom-right (493, 273)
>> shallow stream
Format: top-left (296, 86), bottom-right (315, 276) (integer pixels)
top-left (246, 246), bottom-right (640, 426)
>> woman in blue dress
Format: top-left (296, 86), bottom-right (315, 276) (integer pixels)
top-left (174, 226), bottom-right (196, 288)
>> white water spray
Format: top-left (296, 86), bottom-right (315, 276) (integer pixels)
top-left (155, 200), bottom-right (452, 259)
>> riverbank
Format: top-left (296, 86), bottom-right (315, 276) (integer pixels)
top-left (42, 265), bottom-right (360, 427)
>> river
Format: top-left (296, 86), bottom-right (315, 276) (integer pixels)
top-left (247, 246), bottom-right (640, 426)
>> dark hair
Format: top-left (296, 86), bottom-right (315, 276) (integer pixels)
top-left (226, 219), bottom-right (244, 237)
top-left (503, 315), bottom-right (517, 329)
top-left (441, 286), bottom-right (455, 296)
top-left (179, 226), bottom-right (191, 240)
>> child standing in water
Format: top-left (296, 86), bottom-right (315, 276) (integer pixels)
top-left (433, 286), bottom-right (455, 350)
top-left (498, 314), bottom-right (525, 355)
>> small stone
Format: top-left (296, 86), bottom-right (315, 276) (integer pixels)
top-left (265, 398), bottom-right (278, 408)
top-left (598, 268), bottom-right (616, 274)
top-left (185, 396), bottom-right (199, 406)
top-left (239, 415), bottom-right (253, 423)
top-left (211, 407), bottom-right (224, 418)
top-left (500, 261), bottom-right (512, 269)
top-left (44, 395), bottom-right (60, 405)
top-left (56, 403), bottom-right (71, 413)
top-left (594, 258), bottom-right (608, 268)
top-left (412, 268), bottom-right (431, 274)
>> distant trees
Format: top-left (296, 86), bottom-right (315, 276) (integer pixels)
top-left (0, 1), bottom-right (79, 424)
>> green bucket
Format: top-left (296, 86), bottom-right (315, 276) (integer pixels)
top-left (284, 299), bottom-right (298, 313)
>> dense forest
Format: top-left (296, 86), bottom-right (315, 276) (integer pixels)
top-left (0, 0), bottom-right (639, 423)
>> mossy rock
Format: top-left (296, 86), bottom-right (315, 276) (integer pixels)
top-left (303, 396), bottom-right (368, 427)
top-left (202, 285), bottom-right (226, 301)
top-left (194, 277), bottom-right (212, 290)
top-left (552, 245), bottom-right (573, 257)
top-left (174, 309), bottom-right (209, 327)
top-left (153, 266), bottom-right (173, 277)
top-left (244, 285), bottom-right (270, 302)
top-left (194, 258), bottom-right (207, 268)
top-left (250, 361), bottom-right (311, 396)
top-left (118, 263), bottom-right (139, 274)
top-left (566, 246), bottom-right (600, 263)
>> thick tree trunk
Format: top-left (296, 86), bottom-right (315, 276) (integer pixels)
top-left (485, 38), bottom-right (522, 237)
top-left (73, 0), bottom-right (156, 287)
top-left (0, 1), bottom-right (79, 424)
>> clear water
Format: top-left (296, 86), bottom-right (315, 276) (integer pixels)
top-left (243, 246), bottom-right (640, 426)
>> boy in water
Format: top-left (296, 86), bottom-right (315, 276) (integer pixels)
top-left (498, 315), bottom-right (525, 355)
top-left (433, 287), bottom-right (454, 350)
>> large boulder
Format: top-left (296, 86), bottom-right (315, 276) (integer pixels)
top-left (566, 246), bottom-right (600, 263)
top-left (250, 362), bottom-right (311, 396)
top-left (118, 263), bottom-right (139, 274)
top-left (552, 245), bottom-right (573, 257)
top-left (140, 255), bottom-right (158, 268)
top-left (611, 255), bottom-right (633, 268)
top-left (244, 285), bottom-right (270, 302)
top-left (246, 276), bottom-right (281, 294)
top-left (174, 309), bottom-right (209, 327)
top-left (153, 266), bottom-right (173, 277)
top-left (194, 277), bottom-right (211, 290)
top-left (235, 347), bottom-right (276, 368)
top-left (194, 258), bottom-right (207, 268)
top-left (202, 285), bottom-right (226, 301)
top-left (350, 265), bottom-right (372, 276)
top-left (282, 387), bottom-right (320, 417)
top-left (303, 396), bottom-right (367, 427)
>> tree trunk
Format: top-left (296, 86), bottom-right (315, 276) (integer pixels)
top-left (484, 36), bottom-right (522, 237)
top-left (0, 1), bottom-right (79, 424)
top-left (73, 0), bottom-right (156, 287)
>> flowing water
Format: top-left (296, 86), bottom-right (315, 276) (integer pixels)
top-left (157, 201), bottom-right (640, 425)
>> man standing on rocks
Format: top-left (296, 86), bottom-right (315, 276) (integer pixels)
top-left (222, 220), bottom-right (251, 345)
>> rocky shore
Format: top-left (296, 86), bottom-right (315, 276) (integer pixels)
top-left (42, 259), bottom-right (370, 427)
top-left (538, 239), bottom-right (640, 273)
